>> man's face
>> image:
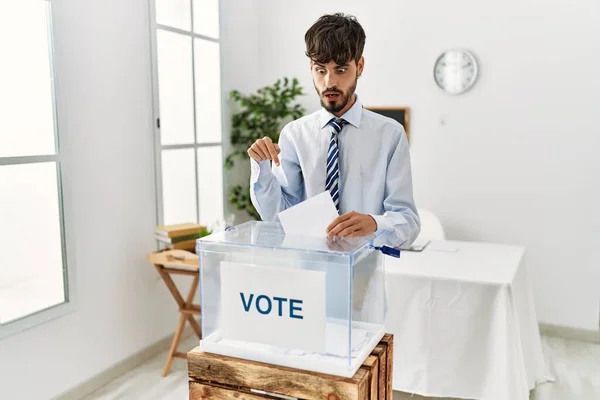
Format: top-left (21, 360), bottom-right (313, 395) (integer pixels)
top-left (311, 57), bottom-right (364, 114)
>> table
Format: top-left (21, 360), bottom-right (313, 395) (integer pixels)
top-left (384, 240), bottom-right (547, 399)
top-left (188, 334), bottom-right (394, 400)
top-left (147, 249), bottom-right (202, 376)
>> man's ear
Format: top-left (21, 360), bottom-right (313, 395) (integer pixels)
top-left (358, 56), bottom-right (365, 77)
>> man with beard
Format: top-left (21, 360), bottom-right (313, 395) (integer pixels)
top-left (248, 13), bottom-right (420, 248)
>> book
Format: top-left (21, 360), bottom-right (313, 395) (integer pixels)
top-left (155, 232), bottom-right (203, 244)
top-left (169, 239), bottom-right (197, 250)
top-left (155, 222), bottom-right (204, 238)
top-left (159, 239), bottom-right (197, 251)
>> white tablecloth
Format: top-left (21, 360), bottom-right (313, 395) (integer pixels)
top-left (384, 240), bottom-right (549, 400)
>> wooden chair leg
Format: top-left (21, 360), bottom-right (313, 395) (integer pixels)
top-left (186, 275), bottom-right (199, 303)
top-left (154, 263), bottom-right (202, 376)
top-left (184, 275), bottom-right (202, 338)
top-left (154, 264), bottom-right (186, 308)
top-left (186, 316), bottom-right (202, 339)
top-left (163, 313), bottom-right (187, 377)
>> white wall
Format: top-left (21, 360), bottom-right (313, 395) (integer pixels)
top-left (0, 0), bottom-right (181, 398)
top-left (254, 0), bottom-right (600, 331)
top-left (220, 0), bottom-right (261, 224)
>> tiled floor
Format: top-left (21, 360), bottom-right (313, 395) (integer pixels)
top-left (81, 335), bottom-right (600, 400)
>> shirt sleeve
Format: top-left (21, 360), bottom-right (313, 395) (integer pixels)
top-left (369, 127), bottom-right (421, 248)
top-left (249, 125), bottom-right (305, 221)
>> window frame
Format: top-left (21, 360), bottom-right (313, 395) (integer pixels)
top-left (0, 0), bottom-right (76, 340)
top-left (148, 0), bottom-right (226, 228)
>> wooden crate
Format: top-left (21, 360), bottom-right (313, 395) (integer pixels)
top-left (188, 333), bottom-right (394, 400)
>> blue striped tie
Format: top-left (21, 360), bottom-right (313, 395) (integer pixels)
top-left (325, 118), bottom-right (348, 213)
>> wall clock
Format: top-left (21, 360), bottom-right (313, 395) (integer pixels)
top-left (434, 49), bottom-right (479, 95)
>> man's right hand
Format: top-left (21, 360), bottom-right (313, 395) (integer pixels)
top-left (248, 137), bottom-right (281, 166)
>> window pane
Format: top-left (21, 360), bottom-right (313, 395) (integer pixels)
top-left (0, 1), bottom-right (55, 158)
top-left (197, 146), bottom-right (223, 228)
top-left (0, 163), bottom-right (65, 324)
top-left (194, 39), bottom-right (222, 143)
top-left (157, 30), bottom-right (195, 145)
top-left (155, 0), bottom-right (191, 31)
top-left (161, 149), bottom-right (197, 225)
top-left (193, 0), bottom-right (219, 39)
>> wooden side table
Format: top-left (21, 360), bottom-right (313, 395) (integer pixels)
top-left (147, 249), bottom-right (202, 376)
top-left (187, 334), bottom-right (394, 400)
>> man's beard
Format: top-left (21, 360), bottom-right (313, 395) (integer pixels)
top-left (315, 78), bottom-right (357, 114)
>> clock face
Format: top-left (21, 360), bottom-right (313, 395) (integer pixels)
top-left (434, 49), bottom-right (478, 95)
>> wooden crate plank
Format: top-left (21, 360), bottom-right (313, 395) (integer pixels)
top-left (188, 348), bottom-right (370, 400)
top-left (357, 370), bottom-right (369, 400)
top-left (360, 355), bottom-right (379, 400)
top-left (371, 345), bottom-right (387, 400)
top-left (380, 334), bottom-right (394, 400)
top-left (190, 381), bottom-right (280, 399)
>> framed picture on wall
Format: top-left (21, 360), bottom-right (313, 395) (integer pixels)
top-left (365, 106), bottom-right (411, 142)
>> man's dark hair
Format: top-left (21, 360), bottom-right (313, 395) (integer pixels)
top-left (305, 13), bottom-right (366, 66)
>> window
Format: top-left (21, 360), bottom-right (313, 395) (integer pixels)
top-left (150, 0), bottom-right (225, 229)
top-left (0, 0), bottom-right (70, 335)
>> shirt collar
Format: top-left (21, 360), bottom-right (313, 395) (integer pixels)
top-left (318, 94), bottom-right (363, 129)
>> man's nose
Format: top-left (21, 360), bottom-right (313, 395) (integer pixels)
top-left (324, 73), bottom-right (338, 89)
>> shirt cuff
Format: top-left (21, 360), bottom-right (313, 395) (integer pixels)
top-left (370, 214), bottom-right (394, 235)
top-left (250, 158), bottom-right (273, 186)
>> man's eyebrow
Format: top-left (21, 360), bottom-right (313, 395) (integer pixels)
top-left (313, 63), bottom-right (350, 68)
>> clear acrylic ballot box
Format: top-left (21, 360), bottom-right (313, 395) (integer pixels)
top-left (196, 221), bottom-right (390, 378)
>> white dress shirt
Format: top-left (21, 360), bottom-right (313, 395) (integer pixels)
top-left (249, 95), bottom-right (420, 248)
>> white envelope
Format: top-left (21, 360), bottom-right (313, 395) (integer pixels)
top-left (277, 191), bottom-right (339, 237)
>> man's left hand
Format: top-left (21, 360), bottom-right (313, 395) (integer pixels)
top-left (326, 211), bottom-right (377, 238)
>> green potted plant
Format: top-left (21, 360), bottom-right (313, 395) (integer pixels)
top-left (225, 77), bottom-right (306, 220)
